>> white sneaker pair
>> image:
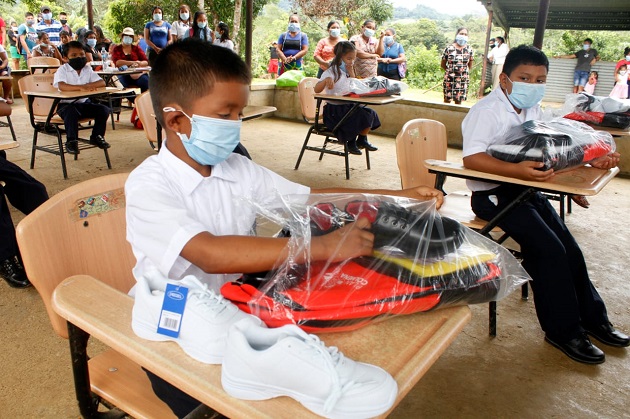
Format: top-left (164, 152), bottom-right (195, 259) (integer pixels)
top-left (131, 270), bottom-right (262, 364)
top-left (221, 319), bottom-right (398, 419)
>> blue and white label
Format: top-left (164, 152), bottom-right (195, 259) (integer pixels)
top-left (157, 283), bottom-right (189, 338)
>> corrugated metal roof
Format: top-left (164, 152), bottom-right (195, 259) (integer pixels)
top-left (478, 0), bottom-right (630, 31)
top-left (544, 59), bottom-right (617, 102)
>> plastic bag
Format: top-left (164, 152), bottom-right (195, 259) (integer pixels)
top-left (561, 93), bottom-right (630, 129)
top-left (275, 69), bottom-right (305, 87)
top-left (487, 119), bottom-right (616, 171)
top-left (220, 194), bottom-right (530, 333)
top-left (346, 76), bottom-right (408, 97)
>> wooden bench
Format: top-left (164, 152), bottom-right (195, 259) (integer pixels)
top-left (53, 274), bottom-right (471, 418)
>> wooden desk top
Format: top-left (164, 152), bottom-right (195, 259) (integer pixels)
top-left (96, 68), bottom-right (150, 76)
top-left (0, 75), bottom-right (13, 80)
top-left (243, 105), bottom-right (276, 121)
top-left (0, 139), bottom-right (19, 151)
top-left (586, 124), bottom-right (630, 137)
top-left (425, 159), bottom-right (619, 196)
top-left (314, 93), bottom-right (402, 105)
top-left (53, 275), bottom-right (471, 419)
top-left (23, 87), bottom-right (125, 99)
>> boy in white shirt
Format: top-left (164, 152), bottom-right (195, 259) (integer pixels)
top-left (53, 41), bottom-right (111, 154)
top-left (462, 45), bottom-right (627, 365)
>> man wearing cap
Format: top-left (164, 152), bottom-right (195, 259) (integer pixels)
top-left (111, 28), bottom-right (150, 93)
top-left (36, 5), bottom-right (63, 47)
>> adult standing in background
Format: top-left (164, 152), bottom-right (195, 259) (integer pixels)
top-left (349, 19), bottom-right (383, 79)
top-left (487, 36), bottom-right (509, 90)
top-left (377, 28), bottom-right (406, 81)
top-left (213, 22), bottom-right (234, 51)
top-left (36, 5), bottom-right (62, 47)
top-left (276, 14), bottom-right (309, 75)
top-left (144, 6), bottom-right (171, 65)
top-left (8, 21), bottom-right (21, 70)
top-left (267, 42), bottom-right (279, 79)
top-left (314, 20), bottom-right (341, 78)
top-left (441, 27), bottom-right (474, 105)
top-left (170, 4), bottom-right (192, 42)
top-left (554, 38), bottom-right (600, 94)
top-left (59, 12), bottom-right (72, 38)
top-left (190, 11), bottom-right (213, 42)
top-left (18, 12), bottom-right (37, 61)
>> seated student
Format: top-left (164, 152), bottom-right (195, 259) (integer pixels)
top-left (53, 41), bottom-right (111, 155)
top-left (315, 41), bottom-right (379, 155)
top-left (31, 31), bottom-right (63, 61)
top-left (57, 29), bottom-right (71, 58)
top-left (0, 46), bottom-right (13, 104)
top-left (462, 44), bottom-right (628, 365)
top-left (111, 27), bottom-right (149, 93)
top-left (83, 30), bottom-right (102, 62)
top-left (125, 38), bottom-right (443, 416)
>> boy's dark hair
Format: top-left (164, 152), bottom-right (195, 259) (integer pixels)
top-left (25, 12), bottom-right (34, 17)
top-left (150, 39), bottom-right (251, 126)
top-left (59, 30), bottom-right (70, 37)
top-left (624, 46), bottom-right (630, 55)
top-left (63, 41), bottom-right (85, 57)
top-left (497, 36), bottom-right (505, 43)
top-left (502, 44), bottom-right (549, 77)
top-left (584, 38), bottom-right (593, 44)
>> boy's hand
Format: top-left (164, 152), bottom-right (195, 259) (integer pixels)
top-left (590, 152), bottom-right (620, 169)
top-left (314, 217), bottom-right (374, 262)
top-left (515, 161), bottom-right (555, 181)
top-left (404, 186), bottom-right (444, 209)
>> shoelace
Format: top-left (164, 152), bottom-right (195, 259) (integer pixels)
top-left (187, 280), bottom-right (230, 317)
top-left (301, 333), bottom-right (361, 413)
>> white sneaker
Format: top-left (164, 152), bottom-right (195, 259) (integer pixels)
top-left (132, 270), bottom-right (262, 364)
top-left (221, 319), bottom-right (398, 419)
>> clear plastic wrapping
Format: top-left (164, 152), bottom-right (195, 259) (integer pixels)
top-left (220, 194), bottom-right (530, 333)
top-left (346, 76), bottom-right (408, 97)
top-left (487, 118), bottom-right (616, 171)
top-left (561, 93), bottom-right (630, 129)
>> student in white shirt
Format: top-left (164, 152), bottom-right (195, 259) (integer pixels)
top-left (170, 4), bottom-right (191, 42)
top-left (212, 22), bottom-right (234, 51)
top-left (462, 44), bottom-right (627, 365)
top-left (53, 41), bottom-right (111, 155)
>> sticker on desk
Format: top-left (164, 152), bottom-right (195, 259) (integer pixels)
top-left (157, 284), bottom-right (189, 338)
top-left (70, 188), bottom-right (125, 221)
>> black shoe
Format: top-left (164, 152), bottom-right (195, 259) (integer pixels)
top-left (356, 135), bottom-right (378, 151)
top-left (585, 323), bottom-right (630, 347)
top-left (346, 142), bottom-right (362, 155)
top-left (65, 140), bottom-right (79, 155)
top-left (0, 257), bottom-right (31, 288)
top-left (545, 334), bottom-right (605, 364)
top-left (90, 135), bottom-right (111, 149)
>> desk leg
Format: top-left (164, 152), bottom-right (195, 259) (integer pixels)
top-left (434, 173), bottom-right (447, 194)
top-left (107, 95), bottom-right (116, 131)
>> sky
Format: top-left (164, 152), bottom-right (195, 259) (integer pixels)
top-left (390, 0), bottom-right (487, 16)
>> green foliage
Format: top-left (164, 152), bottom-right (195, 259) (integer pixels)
top-left (392, 18), bottom-right (446, 51)
top-left (404, 45), bottom-right (443, 89)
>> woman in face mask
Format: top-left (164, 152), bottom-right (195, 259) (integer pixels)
top-left (441, 27), bottom-right (474, 105)
top-left (171, 4), bottom-right (192, 42)
top-left (111, 27), bottom-right (150, 93)
top-left (82, 31), bottom-right (101, 63)
top-left (190, 11), bottom-right (213, 42)
top-left (377, 28), bottom-right (406, 81)
top-left (144, 6), bottom-right (172, 66)
top-left (349, 19), bottom-right (385, 79)
top-left (314, 20), bottom-right (342, 78)
top-left (276, 14), bottom-right (309, 76)
top-left (31, 31), bottom-right (63, 61)
top-left (213, 22), bottom-right (234, 51)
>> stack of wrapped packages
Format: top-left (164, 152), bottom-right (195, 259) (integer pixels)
top-left (562, 92), bottom-right (630, 130)
top-left (221, 194), bottom-right (530, 333)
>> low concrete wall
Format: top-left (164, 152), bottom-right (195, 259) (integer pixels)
top-left (250, 83), bottom-right (469, 147)
top-left (249, 83), bottom-right (630, 177)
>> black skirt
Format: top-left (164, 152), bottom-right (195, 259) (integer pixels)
top-left (323, 103), bottom-right (381, 143)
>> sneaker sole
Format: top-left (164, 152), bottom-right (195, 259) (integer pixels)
top-left (221, 369), bottom-right (397, 419)
top-left (132, 318), bottom-right (224, 364)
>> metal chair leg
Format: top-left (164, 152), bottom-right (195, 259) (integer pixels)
top-left (294, 127), bottom-right (314, 170)
top-left (7, 116), bottom-right (16, 141)
top-left (344, 143), bottom-right (350, 180)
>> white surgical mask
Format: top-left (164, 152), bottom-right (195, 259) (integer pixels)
top-left (288, 22), bottom-right (300, 33)
top-left (122, 36), bottom-right (133, 45)
top-left (215, 31), bottom-right (221, 39)
top-left (384, 36), bottom-right (394, 46)
top-left (42, 13), bottom-right (52, 20)
top-left (620, 70), bottom-right (627, 76)
top-left (583, 44), bottom-right (590, 50)
top-left (87, 38), bottom-right (97, 48)
top-left (330, 28), bottom-right (340, 38)
top-left (625, 55), bottom-right (630, 61)
top-left (363, 28), bottom-right (375, 38)
top-left (180, 12), bottom-right (189, 21)
top-left (505, 76), bottom-right (546, 109)
top-left (455, 35), bottom-right (468, 46)
top-left (26, 19), bottom-right (35, 26)
top-left (197, 22), bottom-right (207, 29)
top-left (163, 107), bottom-right (242, 166)
top-left (153, 13), bottom-right (162, 22)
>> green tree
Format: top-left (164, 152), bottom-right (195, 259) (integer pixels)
top-left (393, 18), bottom-right (447, 50)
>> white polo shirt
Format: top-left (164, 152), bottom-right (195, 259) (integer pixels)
top-left (53, 63), bottom-right (103, 103)
top-left (462, 86), bottom-right (542, 191)
top-left (488, 43), bottom-right (509, 65)
top-left (125, 144), bottom-right (310, 291)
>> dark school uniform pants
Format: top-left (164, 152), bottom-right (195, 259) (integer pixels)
top-left (471, 185), bottom-right (608, 342)
top-left (0, 151), bottom-right (49, 261)
top-left (56, 100), bottom-right (110, 141)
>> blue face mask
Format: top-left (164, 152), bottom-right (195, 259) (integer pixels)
top-left (505, 77), bottom-right (546, 109)
top-left (288, 22), bottom-right (300, 32)
top-left (164, 107), bottom-right (242, 166)
top-left (455, 35), bottom-right (468, 46)
top-left (339, 61), bottom-right (347, 74)
top-left (363, 28), bottom-right (375, 38)
top-left (330, 28), bottom-right (340, 38)
top-left (87, 38), bottom-right (97, 48)
top-left (583, 44), bottom-right (590, 51)
top-left (42, 13), bottom-right (52, 21)
top-left (153, 13), bottom-right (162, 22)
top-left (384, 36), bottom-right (394, 46)
top-left (197, 22), bottom-right (207, 29)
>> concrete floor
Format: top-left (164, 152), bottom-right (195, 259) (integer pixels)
top-left (1, 99), bottom-right (629, 418)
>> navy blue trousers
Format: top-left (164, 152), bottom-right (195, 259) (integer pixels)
top-left (56, 100), bottom-right (110, 142)
top-left (0, 151), bottom-right (48, 260)
top-left (471, 185), bottom-right (608, 342)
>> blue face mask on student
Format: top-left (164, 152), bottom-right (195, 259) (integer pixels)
top-left (163, 107), bottom-right (242, 166)
top-left (505, 77), bottom-right (546, 109)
